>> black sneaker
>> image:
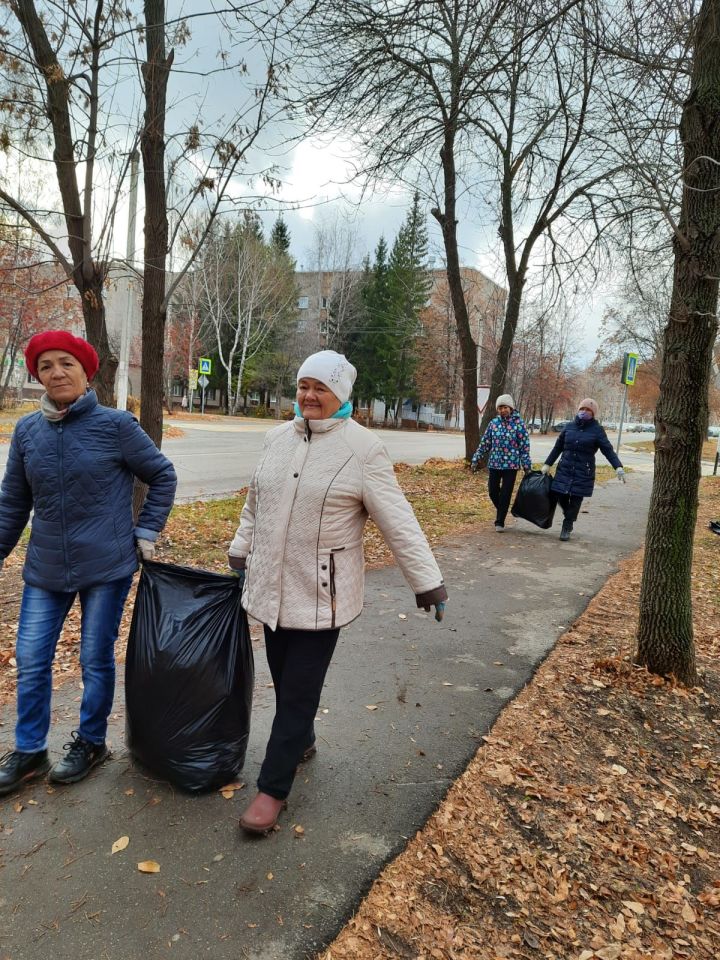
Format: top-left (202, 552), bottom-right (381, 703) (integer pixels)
top-left (559, 520), bottom-right (573, 541)
top-left (0, 749), bottom-right (50, 796)
top-left (49, 732), bottom-right (109, 784)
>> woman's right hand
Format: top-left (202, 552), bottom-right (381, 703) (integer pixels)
top-left (541, 464), bottom-right (550, 475)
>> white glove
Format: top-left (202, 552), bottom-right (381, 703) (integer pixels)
top-left (136, 538), bottom-right (156, 562)
top-left (541, 464), bottom-right (550, 475)
top-left (616, 467), bottom-right (626, 484)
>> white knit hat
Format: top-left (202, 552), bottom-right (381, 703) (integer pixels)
top-left (496, 393), bottom-right (515, 409)
top-left (297, 350), bottom-right (357, 403)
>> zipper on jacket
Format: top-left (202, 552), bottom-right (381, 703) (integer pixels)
top-left (329, 553), bottom-right (337, 628)
top-left (304, 419), bottom-right (312, 442)
top-left (56, 424), bottom-right (71, 590)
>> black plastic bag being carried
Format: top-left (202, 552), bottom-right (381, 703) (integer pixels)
top-left (511, 470), bottom-right (557, 529)
top-left (125, 561), bottom-right (253, 793)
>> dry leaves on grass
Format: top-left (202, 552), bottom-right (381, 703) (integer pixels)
top-left (317, 480), bottom-right (720, 960)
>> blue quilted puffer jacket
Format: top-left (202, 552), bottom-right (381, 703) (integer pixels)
top-left (0, 390), bottom-right (177, 592)
top-left (545, 415), bottom-right (622, 498)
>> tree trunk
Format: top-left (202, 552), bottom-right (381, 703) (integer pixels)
top-left (81, 274), bottom-right (117, 405)
top-left (432, 139), bottom-right (478, 460)
top-left (481, 281), bottom-right (522, 437)
top-left (635, 0), bottom-right (720, 685)
top-left (139, 0), bottom-right (173, 450)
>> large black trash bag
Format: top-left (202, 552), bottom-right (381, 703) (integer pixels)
top-left (511, 470), bottom-right (556, 529)
top-left (125, 561), bottom-right (253, 793)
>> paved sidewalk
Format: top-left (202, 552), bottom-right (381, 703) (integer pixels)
top-left (0, 473), bottom-right (652, 960)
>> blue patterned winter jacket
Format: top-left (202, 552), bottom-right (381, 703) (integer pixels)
top-left (472, 412), bottom-right (532, 471)
top-left (0, 390), bottom-right (177, 592)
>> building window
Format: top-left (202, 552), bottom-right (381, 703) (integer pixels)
top-left (298, 296), bottom-right (309, 309)
top-left (27, 373), bottom-right (39, 384)
top-left (321, 296), bottom-right (329, 309)
top-left (171, 382), bottom-right (183, 397)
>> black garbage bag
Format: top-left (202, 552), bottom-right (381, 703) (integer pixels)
top-left (125, 561), bottom-right (253, 793)
top-left (511, 470), bottom-right (556, 529)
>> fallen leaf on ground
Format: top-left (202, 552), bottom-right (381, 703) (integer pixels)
top-left (112, 836), bottom-right (130, 854)
top-left (137, 860), bottom-right (160, 874)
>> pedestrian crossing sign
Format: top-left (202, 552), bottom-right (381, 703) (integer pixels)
top-left (621, 352), bottom-right (638, 386)
top-left (199, 357), bottom-right (212, 375)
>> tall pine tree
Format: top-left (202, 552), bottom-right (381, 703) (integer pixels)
top-left (270, 214), bottom-right (291, 254)
top-left (387, 192), bottom-right (432, 421)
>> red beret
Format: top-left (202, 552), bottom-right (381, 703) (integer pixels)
top-left (25, 330), bottom-right (100, 381)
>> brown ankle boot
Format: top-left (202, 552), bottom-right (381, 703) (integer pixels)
top-left (239, 791), bottom-right (287, 835)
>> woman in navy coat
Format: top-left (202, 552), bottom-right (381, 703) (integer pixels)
top-left (541, 398), bottom-right (625, 540)
top-left (0, 331), bottom-right (176, 795)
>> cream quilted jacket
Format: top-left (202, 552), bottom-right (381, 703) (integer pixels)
top-left (229, 416), bottom-right (447, 631)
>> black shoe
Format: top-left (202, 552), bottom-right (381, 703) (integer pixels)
top-left (709, 520), bottom-right (720, 536)
top-left (0, 749), bottom-right (50, 796)
top-left (49, 732), bottom-right (109, 784)
top-left (559, 520), bottom-right (573, 541)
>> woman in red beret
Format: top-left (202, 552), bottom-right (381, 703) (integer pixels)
top-left (0, 330), bottom-right (177, 795)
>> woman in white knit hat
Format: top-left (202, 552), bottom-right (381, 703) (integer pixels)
top-left (228, 350), bottom-right (448, 835)
top-left (471, 394), bottom-right (532, 531)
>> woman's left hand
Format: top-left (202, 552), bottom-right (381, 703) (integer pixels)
top-left (424, 601), bottom-right (446, 622)
top-left (136, 538), bottom-right (155, 561)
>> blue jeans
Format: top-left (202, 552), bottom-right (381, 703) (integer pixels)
top-left (15, 576), bottom-right (133, 752)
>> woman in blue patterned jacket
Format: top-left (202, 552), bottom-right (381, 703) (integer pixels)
top-left (471, 394), bottom-right (532, 531)
top-left (0, 331), bottom-right (176, 796)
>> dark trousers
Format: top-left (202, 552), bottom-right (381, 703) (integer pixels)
top-left (258, 624), bottom-right (339, 800)
top-left (554, 493), bottom-right (584, 524)
top-left (488, 468), bottom-right (518, 526)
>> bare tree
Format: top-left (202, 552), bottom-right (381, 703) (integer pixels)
top-left (199, 221), bottom-right (296, 414)
top-left (0, 1), bottom-right (138, 401)
top-left (294, 0), bottom-right (526, 458)
top-left (475, 0), bottom-right (628, 436)
top-left (306, 213), bottom-right (361, 350)
top-left (632, 0), bottom-right (720, 684)
top-left (0, 1), bottom-right (292, 440)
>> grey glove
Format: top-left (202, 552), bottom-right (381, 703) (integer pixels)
top-left (541, 464), bottom-right (551, 475)
top-left (470, 460), bottom-right (484, 474)
top-left (616, 467), bottom-right (626, 484)
top-left (423, 601), bottom-right (446, 622)
top-left (136, 538), bottom-right (156, 562)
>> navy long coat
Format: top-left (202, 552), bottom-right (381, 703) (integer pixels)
top-left (546, 415), bottom-right (622, 498)
top-left (0, 390), bottom-right (177, 592)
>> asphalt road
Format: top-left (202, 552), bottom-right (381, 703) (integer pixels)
top-left (160, 421), bottom-right (667, 500)
top-left (0, 415), bottom-right (678, 502)
top-left (0, 471), bottom-right (653, 960)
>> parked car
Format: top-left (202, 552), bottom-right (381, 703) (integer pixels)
top-left (552, 420), bottom-right (571, 432)
top-left (708, 425), bottom-right (720, 438)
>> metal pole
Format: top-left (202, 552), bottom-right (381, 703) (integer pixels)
top-left (616, 382), bottom-right (629, 455)
top-left (201, 384), bottom-right (206, 416)
top-left (117, 151), bottom-right (140, 410)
